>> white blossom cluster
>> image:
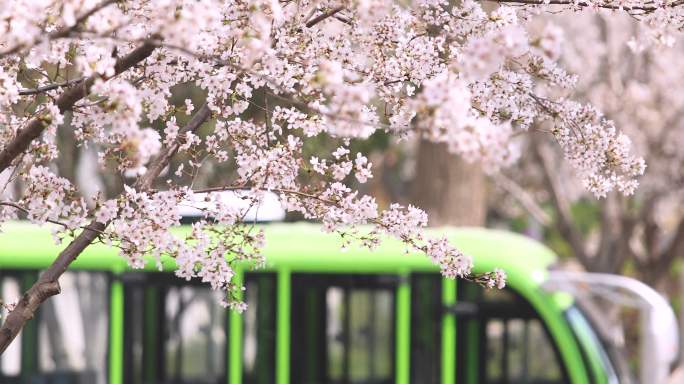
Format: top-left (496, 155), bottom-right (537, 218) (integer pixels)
top-left (97, 187), bottom-right (260, 310)
top-left (0, 0), bottom-right (675, 307)
top-left (549, 12), bottom-right (684, 218)
top-left (21, 166), bottom-right (87, 230)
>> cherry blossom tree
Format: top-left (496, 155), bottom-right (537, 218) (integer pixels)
top-left (494, 12), bottom-right (684, 290)
top-left (0, 0), bottom-right (665, 354)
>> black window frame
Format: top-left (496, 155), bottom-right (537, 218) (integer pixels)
top-left (241, 272), bottom-right (277, 384)
top-left (290, 273), bottom-right (399, 384)
top-left (457, 279), bottom-right (571, 384)
top-left (409, 272), bottom-right (443, 384)
top-left (121, 271), bottom-right (228, 384)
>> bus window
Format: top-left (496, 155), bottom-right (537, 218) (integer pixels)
top-left (164, 286), bottom-right (226, 381)
top-left (410, 273), bottom-right (442, 383)
top-left (123, 274), bottom-right (226, 384)
top-left (291, 274), bottom-right (396, 384)
top-left (1, 271), bottom-right (110, 384)
top-left (242, 273), bottom-right (277, 384)
top-left (484, 318), bottom-right (563, 382)
top-left (1, 271), bottom-right (112, 384)
top-left (36, 271), bottom-right (109, 384)
top-left (457, 281), bottom-right (568, 384)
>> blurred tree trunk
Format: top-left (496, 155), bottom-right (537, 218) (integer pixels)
top-left (411, 139), bottom-right (486, 227)
top-left (55, 113), bottom-right (80, 184)
top-left (42, 301), bottom-right (70, 368)
top-left (75, 273), bottom-right (109, 384)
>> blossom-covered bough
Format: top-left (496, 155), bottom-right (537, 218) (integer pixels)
top-left (492, 11), bottom-right (684, 288)
top-left (0, 0), bottom-right (672, 354)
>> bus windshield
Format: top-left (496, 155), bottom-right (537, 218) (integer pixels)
top-left (544, 271), bottom-right (679, 384)
top-left (565, 305), bottom-right (620, 384)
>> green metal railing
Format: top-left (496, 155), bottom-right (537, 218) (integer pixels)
top-left (441, 279), bottom-right (457, 384)
top-left (229, 269), bottom-right (244, 384)
top-left (276, 269), bottom-right (291, 384)
top-left (395, 272), bottom-right (411, 384)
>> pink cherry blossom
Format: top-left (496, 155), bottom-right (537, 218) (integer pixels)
top-left (0, 0), bottom-right (676, 318)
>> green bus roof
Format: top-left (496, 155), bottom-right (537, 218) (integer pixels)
top-left (0, 221), bottom-right (556, 282)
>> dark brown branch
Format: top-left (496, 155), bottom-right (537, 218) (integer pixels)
top-left (18, 77), bottom-right (87, 96)
top-left (0, 220), bottom-right (104, 355)
top-left (134, 102), bottom-right (212, 191)
top-left (146, 41), bottom-right (395, 130)
top-left (305, 6), bottom-right (345, 28)
top-left (0, 102), bottom-right (212, 355)
top-left (0, 40), bottom-right (157, 175)
top-left (194, 185), bottom-right (333, 203)
top-left (193, 184), bottom-right (501, 283)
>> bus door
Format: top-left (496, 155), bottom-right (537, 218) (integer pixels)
top-left (410, 274), bottom-right (569, 384)
top-left (290, 273), bottom-right (397, 384)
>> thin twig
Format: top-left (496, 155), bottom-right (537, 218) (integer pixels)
top-left (490, 173), bottom-right (551, 226)
top-left (18, 77), bottom-right (87, 96)
top-left (486, 0), bottom-right (684, 13)
top-left (135, 102), bottom-right (212, 190)
top-left (0, 201), bottom-right (106, 236)
top-left (0, 0), bottom-right (118, 58)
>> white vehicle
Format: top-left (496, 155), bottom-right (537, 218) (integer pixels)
top-left (544, 271), bottom-right (679, 384)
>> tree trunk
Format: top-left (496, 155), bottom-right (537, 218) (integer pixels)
top-left (42, 301), bottom-right (70, 368)
top-left (55, 113), bottom-right (80, 185)
top-left (411, 139), bottom-right (486, 227)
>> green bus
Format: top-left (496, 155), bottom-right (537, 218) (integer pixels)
top-left (0, 221), bottom-right (677, 384)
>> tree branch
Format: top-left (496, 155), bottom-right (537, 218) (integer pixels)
top-left (305, 6), bottom-right (346, 28)
top-left (0, 40), bottom-right (157, 175)
top-left (134, 102), bottom-right (212, 191)
top-left (531, 135), bottom-right (592, 267)
top-left (0, 102), bottom-right (212, 355)
top-left (0, 201), bottom-right (106, 235)
top-left (490, 172), bottom-right (552, 226)
top-left (606, 214), bottom-right (636, 274)
top-left (0, 0), bottom-right (118, 58)
top-left (485, 0), bottom-right (684, 13)
top-left (0, 220), bottom-right (104, 355)
top-left (655, 218), bottom-right (684, 281)
top-left (18, 77), bottom-right (87, 96)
